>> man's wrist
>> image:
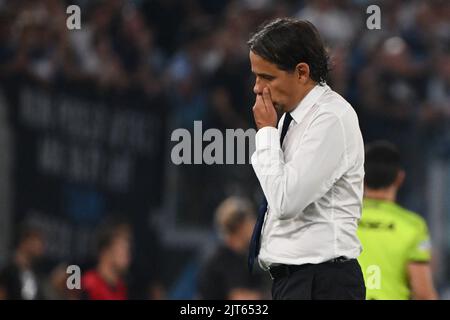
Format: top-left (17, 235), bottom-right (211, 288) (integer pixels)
top-left (255, 126), bottom-right (279, 150)
top-left (257, 125), bottom-right (277, 130)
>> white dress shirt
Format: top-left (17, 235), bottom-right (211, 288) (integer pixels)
top-left (251, 84), bottom-right (365, 270)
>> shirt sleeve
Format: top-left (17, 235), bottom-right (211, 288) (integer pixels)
top-left (251, 111), bottom-right (347, 220)
top-left (408, 219), bottom-right (432, 263)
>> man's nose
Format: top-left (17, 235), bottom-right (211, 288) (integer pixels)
top-left (253, 84), bottom-right (263, 94)
top-left (253, 79), bottom-right (263, 95)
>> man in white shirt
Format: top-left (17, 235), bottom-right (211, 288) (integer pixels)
top-left (247, 18), bottom-right (366, 300)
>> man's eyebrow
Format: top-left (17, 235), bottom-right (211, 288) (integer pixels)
top-left (252, 72), bottom-right (275, 78)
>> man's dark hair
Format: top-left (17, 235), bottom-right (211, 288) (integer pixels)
top-left (96, 221), bottom-right (130, 256)
top-left (248, 18), bottom-right (329, 83)
top-left (14, 223), bottom-right (44, 248)
top-left (364, 141), bottom-right (402, 189)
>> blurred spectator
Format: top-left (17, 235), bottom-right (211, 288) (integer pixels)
top-left (295, 0), bottom-right (360, 47)
top-left (81, 222), bottom-right (131, 300)
top-left (42, 263), bottom-right (81, 300)
top-left (0, 225), bottom-right (45, 300)
top-left (197, 196), bottom-right (270, 300)
top-left (422, 43), bottom-right (450, 152)
top-left (147, 281), bottom-right (167, 300)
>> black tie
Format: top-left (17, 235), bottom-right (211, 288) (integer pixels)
top-left (279, 112), bottom-right (293, 147)
top-left (248, 113), bottom-right (293, 272)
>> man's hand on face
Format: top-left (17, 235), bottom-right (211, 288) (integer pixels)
top-left (252, 87), bottom-right (278, 130)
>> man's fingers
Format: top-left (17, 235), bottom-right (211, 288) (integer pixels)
top-left (253, 94), bottom-right (263, 111)
top-left (252, 90), bottom-right (277, 129)
top-left (262, 87), bottom-right (274, 111)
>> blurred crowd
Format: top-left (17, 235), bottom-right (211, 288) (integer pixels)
top-left (0, 0), bottom-right (449, 299)
top-left (0, 0), bottom-right (448, 132)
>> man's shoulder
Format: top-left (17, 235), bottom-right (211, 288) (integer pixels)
top-left (393, 205), bottom-right (428, 230)
top-left (370, 201), bottom-right (429, 232)
top-left (316, 86), bottom-right (357, 122)
top-left (319, 85), bottom-right (352, 107)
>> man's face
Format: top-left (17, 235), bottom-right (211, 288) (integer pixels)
top-left (25, 234), bottom-right (45, 260)
top-left (110, 235), bottom-right (131, 274)
top-left (249, 51), bottom-right (300, 112)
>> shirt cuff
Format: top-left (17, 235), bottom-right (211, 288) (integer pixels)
top-left (255, 126), bottom-right (280, 150)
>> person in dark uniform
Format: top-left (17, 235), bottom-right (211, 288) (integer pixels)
top-left (198, 197), bottom-right (270, 300)
top-left (0, 225), bottom-right (46, 300)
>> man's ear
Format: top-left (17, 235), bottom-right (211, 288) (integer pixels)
top-left (394, 170), bottom-right (405, 188)
top-left (295, 62), bottom-right (310, 83)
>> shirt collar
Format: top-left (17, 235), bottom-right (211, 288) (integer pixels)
top-left (289, 84), bottom-right (329, 124)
